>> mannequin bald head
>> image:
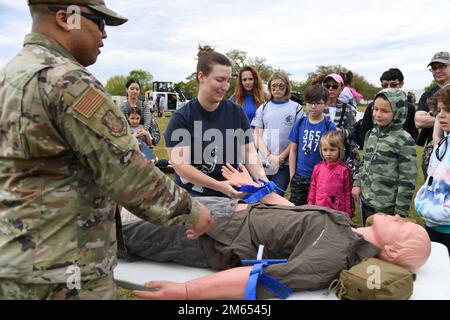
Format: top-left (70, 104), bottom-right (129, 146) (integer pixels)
top-left (367, 214), bottom-right (431, 270)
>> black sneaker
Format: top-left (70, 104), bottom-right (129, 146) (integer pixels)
top-left (155, 160), bottom-right (170, 167)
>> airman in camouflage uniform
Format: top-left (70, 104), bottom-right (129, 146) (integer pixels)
top-left (353, 89), bottom-right (417, 223)
top-left (0, 0), bottom-right (212, 299)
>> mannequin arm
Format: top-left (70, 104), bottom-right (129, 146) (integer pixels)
top-left (133, 266), bottom-right (252, 300)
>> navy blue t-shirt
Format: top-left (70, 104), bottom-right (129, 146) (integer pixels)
top-left (164, 98), bottom-right (252, 196)
top-left (288, 117), bottom-right (336, 177)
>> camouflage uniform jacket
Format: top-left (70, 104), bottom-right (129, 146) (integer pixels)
top-left (354, 89), bottom-right (417, 216)
top-left (0, 34), bottom-right (202, 284)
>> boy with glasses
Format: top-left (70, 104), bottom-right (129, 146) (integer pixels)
top-left (356, 68), bottom-right (418, 148)
top-left (288, 84), bottom-right (336, 205)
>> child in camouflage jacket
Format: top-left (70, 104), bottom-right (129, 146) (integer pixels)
top-left (352, 89), bottom-right (417, 225)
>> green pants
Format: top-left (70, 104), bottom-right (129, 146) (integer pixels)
top-left (0, 274), bottom-right (116, 300)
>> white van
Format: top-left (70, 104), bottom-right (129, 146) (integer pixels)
top-left (147, 91), bottom-right (188, 112)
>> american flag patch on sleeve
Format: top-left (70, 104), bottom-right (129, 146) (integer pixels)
top-left (73, 88), bottom-right (105, 118)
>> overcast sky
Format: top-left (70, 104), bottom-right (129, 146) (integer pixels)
top-left (1, 0), bottom-right (449, 91)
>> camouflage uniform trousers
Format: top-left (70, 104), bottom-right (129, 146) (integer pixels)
top-left (0, 274), bottom-right (115, 300)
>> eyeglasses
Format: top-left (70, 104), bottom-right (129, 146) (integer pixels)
top-left (381, 82), bottom-right (401, 88)
top-left (48, 6), bottom-right (106, 33)
top-left (428, 64), bottom-right (449, 72)
top-left (323, 84), bottom-right (340, 90)
top-left (270, 83), bottom-right (286, 90)
top-left (436, 135), bottom-right (448, 161)
top-left (306, 102), bottom-right (325, 108)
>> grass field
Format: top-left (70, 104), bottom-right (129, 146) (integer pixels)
top-left (117, 109), bottom-right (426, 299)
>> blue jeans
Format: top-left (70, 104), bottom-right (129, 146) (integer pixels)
top-left (267, 166), bottom-right (290, 196)
top-left (140, 144), bottom-right (154, 160)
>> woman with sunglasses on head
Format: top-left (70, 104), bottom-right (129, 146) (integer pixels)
top-left (251, 72), bottom-right (305, 196)
top-left (415, 85), bottom-right (450, 255)
top-left (164, 45), bottom-right (268, 198)
top-left (231, 66), bottom-right (266, 125)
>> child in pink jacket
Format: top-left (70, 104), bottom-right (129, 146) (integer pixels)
top-left (308, 131), bottom-right (354, 218)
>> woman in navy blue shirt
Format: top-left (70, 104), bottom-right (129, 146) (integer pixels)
top-left (164, 46), bottom-right (268, 198)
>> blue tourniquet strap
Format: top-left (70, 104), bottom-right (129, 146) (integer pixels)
top-left (238, 179), bottom-right (285, 203)
top-left (242, 259), bottom-right (293, 300)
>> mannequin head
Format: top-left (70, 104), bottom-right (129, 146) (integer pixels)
top-left (370, 214), bottom-right (431, 270)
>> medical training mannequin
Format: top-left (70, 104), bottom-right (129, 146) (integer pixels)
top-left (131, 166), bottom-right (431, 300)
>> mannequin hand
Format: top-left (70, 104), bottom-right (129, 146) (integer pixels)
top-left (133, 281), bottom-right (187, 300)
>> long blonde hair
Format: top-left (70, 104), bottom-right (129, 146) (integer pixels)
top-left (233, 66), bottom-right (265, 108)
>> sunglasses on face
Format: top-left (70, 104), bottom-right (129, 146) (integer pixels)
top-left (306, 102), bottom-right (325, 108)
top-left (271, 83), bottom-right (286, 90)
top-left (428, 64), bottom-right (449, 72)
top-left (48, 6), bottom-right (106, 33)
top-left (323, 84), bottom-right (340, 90)
top-left (381, 82), bottom-right (401, 88)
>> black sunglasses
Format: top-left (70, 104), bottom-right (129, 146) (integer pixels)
top-left (324, 84), bottom-right (340, 90)
top-left (48, 7), bottom-right (106, 33)
top-left (381, 82), bottom-right (401, 89)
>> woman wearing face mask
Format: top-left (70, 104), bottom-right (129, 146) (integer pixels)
top-left (164, 45), bottom-right (268, 198)
top-left (231, 66), bottom-right (266, 125)
top-left (251, 72), bottom-right (305, 196)
top-left (120, 79), bottom-right (160, 146)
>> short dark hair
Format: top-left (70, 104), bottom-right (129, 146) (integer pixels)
top-left (380, 68), bottom-right (404, 82)
top-left (380, 70), bottom-right (390, 82)
top-left (126, 79), bottom-right (141, 89)
top-left (305, 84), bottom-right (329, 103)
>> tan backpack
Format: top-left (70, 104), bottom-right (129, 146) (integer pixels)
top-left (328, 257), bottom-right (415, 300)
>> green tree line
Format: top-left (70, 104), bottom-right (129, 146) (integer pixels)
top-left (104, 49), bottom-right (431, 102)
